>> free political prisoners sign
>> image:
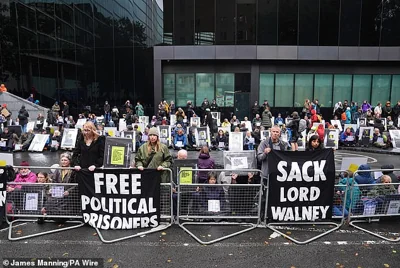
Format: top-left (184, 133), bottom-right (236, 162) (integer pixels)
top-left (78, 169), bottom-right (161, 230)
top-left (267, 149), bottom-right (335, 221)
top-left (0, 169), bottom-right (7, 220)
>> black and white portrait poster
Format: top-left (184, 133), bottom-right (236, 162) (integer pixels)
top-left (389, 130), bottom-right (400, 148)
top-left (267, 149), bottom-right (335, 221)
top-left (61, 129), bottom-right (78, 149)
top-left (324, 129), bottom-right (339, 149)
top-left (196, 126), bottom-right (211, 147)
top-left (158, 125), bottom-right (171, 147)
top-left (78, 169), bottom-right (161, 230)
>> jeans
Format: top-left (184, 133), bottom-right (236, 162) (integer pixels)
top-left (21, 124), bottom-right (27, 133)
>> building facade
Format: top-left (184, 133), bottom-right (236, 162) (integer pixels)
top-left (155, 0), bottom-right (400, 119)
top-left (0, 0), bottom-right (163, 114)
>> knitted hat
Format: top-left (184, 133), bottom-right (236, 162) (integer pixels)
top-left (20, 161), bottom-right (30, 167)
top-left (148, 127), bottom-right (159, 136)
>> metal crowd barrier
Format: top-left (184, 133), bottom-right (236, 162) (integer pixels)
top-left (177, 168), bottom-right (263, 245)
top-left (5, 166), bottom-right (84, 241)
top-left (92, 168), bottom-right (174, 244)
top-left (348, 168), bottom-right (400, 242)
top-left (265, 170), bottom-right (349, 245)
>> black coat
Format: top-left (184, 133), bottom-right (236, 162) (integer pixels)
top-left (72, 135), bottom-right (105, 168)
top-left (63, 105), bottom-right (69, 117)
top-left (18, 108), bottom-right (29, 125)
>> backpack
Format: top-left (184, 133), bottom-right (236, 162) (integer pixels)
top-left (298, 119), bottom-right (307, 133)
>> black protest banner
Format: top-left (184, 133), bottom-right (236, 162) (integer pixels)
top-left (78, 169), bottom-right (160, 230)
top-left (267, 149), bottom-right (335, 221)
top-left (0, 169), bottom-right (7, 221)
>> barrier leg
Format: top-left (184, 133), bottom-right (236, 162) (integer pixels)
top-left (349, 218), bottom-right (400, 242)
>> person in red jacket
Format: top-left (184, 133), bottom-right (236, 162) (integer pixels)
top-left (317, 124), bottom-right (325, 142)
top-left (310, 109), bottom-right (319, 125)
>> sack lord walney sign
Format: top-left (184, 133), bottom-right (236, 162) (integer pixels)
top-left (267, 149), bottom-right (335, 221)
top-left (78, 169), bottom-right (161, 229)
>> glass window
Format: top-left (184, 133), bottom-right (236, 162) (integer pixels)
top-left (339, 0), bottom-right (361, 46)
top-left (176, 74), bottom-right (195, 107)
top-left (216, 0), bottom-right (235, 45)
top-left (371, 75), bottom-right (391, 106)
top-left (173, 0), bottom-right (194, 45)
top-left (275, 74), bottom-right (294, 107)
top-left (360, 0), bottom-right (382, 46)
top-left (163, 0), bottom-right (173, 44)
top-left (196, 73), bottom-right (215, 106)
top-left (314, 74), bottom-right (333, 107)
top-left (216, 73), bottom-right (234, 107)
top-left (319, 0), bottom-right (340, 46)
top-left (259, 74), bottom-right (275, 107)
top-left (294, 74), bottom-right (313, 108)
top-left (352, 75), bottom-right (372, 105)
top-left (163, 74), bottom-right (175, 104)
top-left (391, 75), bottom-right (400, 104)
top-left (381, 0), bottom-right (400, 46)
top-left (298, 0), bottom-right (319, 46)
top-left (195, 0), bottom-right (215, 45)
top-left (333, 75), bottom-right (352, 105)
top-left (278, 0), bottom-right (298, 45)
top-left (257, 0), bottom-right (277, 45)
top-left (236, 1), bottom-right (256, 45)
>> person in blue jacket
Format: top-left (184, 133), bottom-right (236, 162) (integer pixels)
top-left (354, 164), bottom-right (375, 185)
top-left (173, 128), bottom-right (187, 150)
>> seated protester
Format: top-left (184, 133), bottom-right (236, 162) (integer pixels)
top-left (150, 115), bottom-right (157, 126)
top-left (40, 153), bottom-right (78, 219)
top-left (334, 170), bottom-right (361, 216)
top-left (66, 116), bottom-right (75, 128)
top-left (19, 129), bottom-right (35, 151)
top-left (141, 127), bottom-right (149, 143)
top-left (56, 114), bottom-right (64, 130)
top-left (367, 175), bottom-right (397, 197)
top-left (161, 117), bottom-right (169, 125)
top-left (6, 161), bottom-right (37, 212)
top-left (340, 127), bottom-right (356, 147)
top-left (221, 118), bottom-right (231, 128)
top-left (186, 126), bottom-right (198, 150)
top-left (274, 113), bottom-right (284, 126)
top-left (306, 134), bottom-right (323, 151)
top-left (366, 110), bottom-right (374, 125)
top-left (36, 113), bottom-right (45, 130)
top-left (229, 172), bottom-right (260, 218)
top-left (50, 130), bottom-right (62, 152)
top-left (214, 129), bottom-right (228, 150)
top-left (354, 164), bottom-right (375, 185)
top-left (239, 123), bottom-right (248, 133)
top-left (175, 108), bottom-right (185, 125)
top-left (243, 131), bottom-right (255, 150)
top-left (133, 125), bottom-right (143, 148)
top-left (373, 118), bottom-right (385, 134)
top-left (97, 124), bottom-right (105, 135)
top-left (194, 172), bottom-right (226, 214)
top-left (316, 124), bottom-right (325, 143)
top-left (372, 128), bottom-right (389, 148)
top-left (380, 164), bottom-right (399, 183)
top-left (252, 114), bottom-right (262, 130)
top-left (182, 115), bottom-right (189, 127)
top-left (0, 127), bottom-right (13, 151)
top-left (386, 116), bottom-right (397, 130)
top-left (173, 128), bottom-right (187, 150)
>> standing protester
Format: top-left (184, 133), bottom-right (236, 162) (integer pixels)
top-left (394, 100), bottom-right (400, 127)
top-left (261, 106), bottom-right (272, 129)
top-left (200, 98), bottom-right (210, 117)
top-left (210, 99), bottom-right (218, 112)
top-left (286, 111), bottom-right (300, 151)
top-left (111, 106), bottom-right (119, 127)
top-left (135, 101), bottom-right (144, 116)
top-left (382, 101), bottom-right (393, 119)
top-left (52, 101), bottom-right (60, 118)
top-left (72, 122), bottom-right (105, 172)
top-left (18, 105), bottom-right (29, 133)
top-left (125, 100), bottom-right (132, 114)
top-left (135, 127), bottom-right (173, 183)
top-left (257, 125), bottom-right (289, 178)
top-left (251, 101), bottom-right (260, 120)
top-left (62, 101), bottom-right (69, 121)
top-left (104, 101), bottom-right (110, 124)
top-left (1, 104), bottom-right (11, 127)
top-left (262, 100), bottom-right (270, 111)
top-left (186, 100), bottom-right (194, 119)
top-left (125, 106), bottom-right (134, 126)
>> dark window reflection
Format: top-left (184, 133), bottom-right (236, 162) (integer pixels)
top-left (173, 0), bottom-right (194, 45)
top-left (257, 0), bottom-right (278, 45)
top-left (340, 0), bottom-right (361, 46)
top-left (195, 0), bottom-right (215, 45)
top-left (381, 0), bottom-right (400, 46)
top-left (319, 0), bottom-right (340, 46)
top-left (216, 0), bottom-right (235, 45)
top-left (360, 0), bottom-right (382, 46)
top-left (236, 0), bottom-right (256, 45)
top-left (298, 0), bottom-right (319, 46)
top-left (163, 0), bottom-right (173, 44)
top-left (278, 0), bottom-right (298, 45)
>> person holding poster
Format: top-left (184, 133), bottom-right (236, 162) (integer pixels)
top-left (72, 122), bottom-right (105, 171)
top-left (135, 127), bottom-right (173, 183)
top-left (257, 126), bottom-right (288, 178)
